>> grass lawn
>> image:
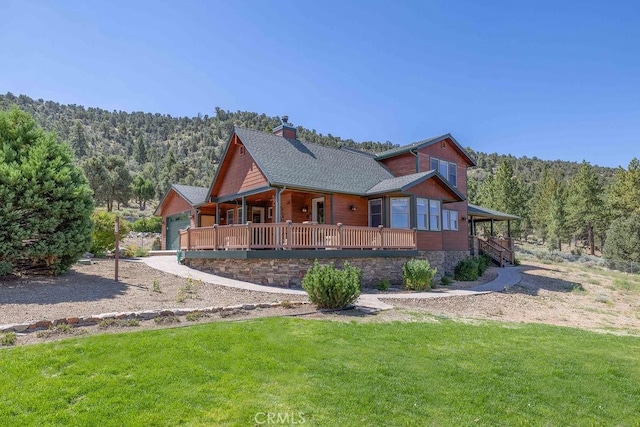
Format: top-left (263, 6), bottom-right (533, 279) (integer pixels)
top-left (2, 318), bottom-right (640, 426)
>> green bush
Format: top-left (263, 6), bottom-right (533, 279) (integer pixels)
top-left (302, 261), bottom-right (362, 309)
top-left (477, 255), bottom-right (491, 276)
top-left (402, 259), bottom-right (437, 291)
top-left (454, 257), bottom-right (480, 281)
top-left (440, 276), bottom-right (453, 286)
top-left (91, 211), bottom-right (130, 255)
top-left (0, 108), bottom-right (94, 275)
top-left (132, 216), bottom-right (162, 233)
top-left (377, 279), bottom-right (390, 291)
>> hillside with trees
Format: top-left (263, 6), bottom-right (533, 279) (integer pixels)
top-left (2, 92), bottom-right (637, 261)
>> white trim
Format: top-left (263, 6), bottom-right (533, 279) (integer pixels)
top-left (311, 197), bottom-right (325, 223)
top-left (368, 198), bottom-right (383, 227)
top-left (251, 206), bottom-right (265, 223)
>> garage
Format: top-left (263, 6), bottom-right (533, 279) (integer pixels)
top-left (166, 213), bottom-right (190, 250)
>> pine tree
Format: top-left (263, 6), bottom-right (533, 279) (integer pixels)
top-left (133, 136), bottom-right (147, 164)
top-left (70, 121), bottom-right (88, 158)
top-left (131, 174), bottom-right (155, 210)
top-left (0, 108), bottom-right (93, 275)
top-left (566, 161), bottom-right (604, 255)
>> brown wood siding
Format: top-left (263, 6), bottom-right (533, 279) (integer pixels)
top-left (159, 190), bottom-right (196, 249)
top-left (409, 178), bottom-right (459, 201)
top-left (215, 140), bottom-right (268, 198)
top-left (417, 231), bottom-right (443, 251)
top-left (418, 138), bottom-right (469, 196)
top-left (332, 194), bottom-right (368, 226)
top-left (442, 201), bottom-right (469, 251)
top-left (381, 153), bottom-right (416, 176)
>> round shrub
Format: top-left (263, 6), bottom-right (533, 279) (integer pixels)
top-left (402, 259), bottom-right (437, 291)
top-left (91, 211), bottom-right (131, 256)
top-left (302, 261), bottom-right (362, 309)
top-left (454, 257), bottom-right (480, 281)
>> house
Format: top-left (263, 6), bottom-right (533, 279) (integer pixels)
top-left (155, 118), bottom-right (516, 286)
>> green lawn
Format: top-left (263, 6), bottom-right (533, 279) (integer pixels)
top-left (2, 318), bottom-right (640, 426)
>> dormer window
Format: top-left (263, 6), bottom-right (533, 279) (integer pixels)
top-left (430, 157), bottom-right (457, 187)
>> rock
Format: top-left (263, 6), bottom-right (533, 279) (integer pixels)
top-left (13, 323), bottom-right (30, 332)
top-left (83, 252), bottom-right (95, 259)
top-left (257, 303), bottom-right (272, 308)
top-left (35, 320), bottom-right (52, 329)
top-left (0, 324), bottom-right (16, 333)
top-left (138, 310), bottom-right (159, 320)
top-left (222, 304), bottom-right (244, 311)
top-left (53, 318), bottom-right (68, 326)
top-left (77, 259), bottom-right (92, 265)
top-left (67, 317), bottom-right (79, 324)
top-left (242, 304), bottom-right (256, 310)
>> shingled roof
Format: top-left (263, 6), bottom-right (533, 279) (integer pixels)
top-left (233, 127), bottom-right (395, 195)
top-left (154, 184), bottom-right (209, 215)
top-left (366, 170), bottom-right (465, 201)
top-left (374, 133), bottom-right (477, 166)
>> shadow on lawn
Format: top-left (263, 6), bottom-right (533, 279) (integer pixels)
top-left (0, 270), bottom-right (128, 305)
top-left (507, 264), bottom-right (585, 296)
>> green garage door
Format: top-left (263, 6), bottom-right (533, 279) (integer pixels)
top-left (166, 213), bottom-right (190, 250)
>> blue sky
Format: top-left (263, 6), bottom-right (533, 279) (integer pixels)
top-left (2, 1), bottom-right (639, 168)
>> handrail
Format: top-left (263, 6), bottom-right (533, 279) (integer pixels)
top-left (488, 237), bottom-right (515, 264)
top-left (179, 221), bottom-right (417, 251)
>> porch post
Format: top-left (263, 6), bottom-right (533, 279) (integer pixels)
top-left (490, 219), bottom-right (494, 236)
top-left (241, 197), bottom-right (246, 224)
top-left (507, 220), bottom-right (511, 238)
top-left (215, 203), bottom-right (220, 225)
top-left (275, 188), bottom-right (282, 223)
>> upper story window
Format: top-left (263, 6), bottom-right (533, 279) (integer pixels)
top-left (430, 157), bottom-right (457, 187)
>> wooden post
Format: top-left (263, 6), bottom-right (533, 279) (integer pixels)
top-left (337, 223), bottom-right (343, 249)
top-left (114, 216), bottom-right (120, 282)
top-left (213, 224), bottom-right (218, 251)
top-left (378, 225), bottom-right (384, 250)
top-left (187, 227), bottom-right (191, 250)
top-left (286, 220), bottom-right (292, 250)
top-left (246, 221), bottom-right (252, 250)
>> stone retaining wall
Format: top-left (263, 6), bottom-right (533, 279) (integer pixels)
top-left (184, 250), bottom-right (471, 288)
top-left (0, 301), bottom-right (309, 334)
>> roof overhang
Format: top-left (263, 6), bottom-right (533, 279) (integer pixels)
top-left (468, 203), bottom-right (520, 222)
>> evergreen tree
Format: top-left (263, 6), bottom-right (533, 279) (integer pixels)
top-left (566, 161), bottom-right (603, 255)
top-left (133, 135), bottom-right (147, 164)
top-left (0, 108), bottom-right (93, 275)
top-left (82, 154), bottom-right (132, 211)
top-left (131, 174), bottom-right (155, 210)
top-left (70, 121), bottom-right (88, 157)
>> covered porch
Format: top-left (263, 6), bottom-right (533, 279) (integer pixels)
top-left (468, 203), bottom-right (520, 266)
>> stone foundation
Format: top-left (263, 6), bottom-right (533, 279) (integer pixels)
top-left (183, 250), bottom-right (470, 288)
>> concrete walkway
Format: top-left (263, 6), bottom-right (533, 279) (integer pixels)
top-left (142, 256), bottom-right (522, 311)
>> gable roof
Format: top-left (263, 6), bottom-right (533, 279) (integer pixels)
top-left (231, 127), bottom-right (395, 195)
top-left (374, 133), bottom-right (477, 166)
top-left (365, 170), bottom-right (465, 201)
top-left (468, 203), bottom-right (520, 221)
top-left (154, 184), bottom-right (209, 215)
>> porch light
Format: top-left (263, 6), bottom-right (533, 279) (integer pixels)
top-left (349, 204), bottom-right (357, 211)
top-left (301, 206), bottom-right (308, 213)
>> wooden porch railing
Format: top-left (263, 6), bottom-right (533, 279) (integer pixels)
top-left (479, 238), bottom-right (515, 267)
top-left (179, 221), bottom-right (417, 251)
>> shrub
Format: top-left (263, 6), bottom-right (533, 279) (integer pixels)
top-left (1, 332), bottom-right (17, 346)
top-left (131, 216), bottom-right (162, 233)
top-left (454, 257), bottom-right (480, 281)
top-left (0, 108), bottom-right (94, 275)
top-left (302, 261), bottom-right (362, 309)
top-left (91, 211), bottom-right (130, 255)
top-left (477, 255), bottom-right (491, 276)
top-left (151, 237), bottom-right (161, 250)
top-left (377, 279), bottom-right (391, 291)
top-left (402, 259), bottom-right (437, 291)
top-left (440, 276), bottom-right (453, 286)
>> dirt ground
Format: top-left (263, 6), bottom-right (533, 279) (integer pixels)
top-left (2, 257), bottom-right (640, 347)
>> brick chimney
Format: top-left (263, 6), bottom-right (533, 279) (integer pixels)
top-left (273, 115), bottom-right (297, 139)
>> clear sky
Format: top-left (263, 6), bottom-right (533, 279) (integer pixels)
top-left (2, 1), bottom-right (639, 168)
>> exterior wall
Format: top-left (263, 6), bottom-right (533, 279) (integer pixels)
top-left (416, 138), bottom-right (469, 197)
top-left (417, 231), bottom-right (443, 251)
top-left (380, 153), bottom-right (416, 176)
top-left (158, 190), bottom-right (196, 250)
top-left (216, 141), bottom-right (268, 198)
top-left (442, 201), bottom-right (469, 251)
top-left (332, 194), bottom-right (368, 226)
top-left (184, 249), bottom-right (469, 288)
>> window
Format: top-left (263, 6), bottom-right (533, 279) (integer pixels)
top-left (442, 209), bottom-right (459, 231)
top-left (390, 197), bottom-right (410, 229)
top-left (369, 199), bottom-right (383, 227)
top-left (239, 145), bottom-right (246, 155)
top-left (416, 198), bottom-right (428, 230)
top-left (430, 157), bottom-right (457, 187)
top-left (267, 207), bottom-right (273, 219)
top-left (237, 207), bottom-right (244, 224)
top-left (429, 200), bottom-right (441, 231)
top-left (226, 209), bottom-right (234, 225)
